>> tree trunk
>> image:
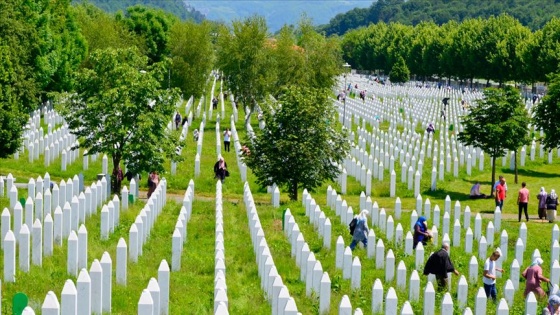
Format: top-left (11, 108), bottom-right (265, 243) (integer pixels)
top-left (289, 180), bottom-right (298, 201)
top-left (111, 156), bottom-right (122, 194)
top-left (514, 150), bottom-right (518, 184)
top-left (491, 155), bottom-right (496, 196)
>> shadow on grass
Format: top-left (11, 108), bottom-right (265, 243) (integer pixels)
top-left (422, 188), bottom-right (471, 201)
top-left (501, 168), bottom-right (560, 179)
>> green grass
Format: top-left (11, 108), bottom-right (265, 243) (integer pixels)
top-left (1, 79), bottom-right (560, 314)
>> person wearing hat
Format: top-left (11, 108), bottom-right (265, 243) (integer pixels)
top-left (522, 258), bottom-right (550, 299)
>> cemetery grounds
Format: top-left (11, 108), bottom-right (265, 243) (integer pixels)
top-left (0, 73), bottom-right (559, 314)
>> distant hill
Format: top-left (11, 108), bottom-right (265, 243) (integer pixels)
top-left (73, 0), bottom-right (205, 22)
top-left (321, 0), bottom-right (560, 35)
top-left (186, 0), bottom-right (373, 32)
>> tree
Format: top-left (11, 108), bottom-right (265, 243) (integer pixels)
top-left (117, 5), bottom-right (178, 64)
top-left (533, 72), bottom-right (560, 151)
top-left (389, 55), bottom-right (410, 84)
top-left (73, 3), bottom-right (141, 58)
top-left (267, 25), bottom-right (307, 98)
top-left (55, 47), bottom-right (182, 193)
top-left (0, 0), bottom-right (86, 157)
top-left (296, 19), bottom-right (343, 92)
top-left (242, 86), bottom-right (349, 201)
top-left (458, 86), bottom-right (529, 195)
top-left (168, 20), bottom-right (214, 97)
top-left (215, 16), bottom-right (272, 127)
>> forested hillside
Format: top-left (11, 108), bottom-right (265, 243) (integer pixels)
top-left (321, 0), bottom-right (560, 35)
top-left (72, 0), bottom-right (205, 22)
top-left (187, 0), bottom-right (372, 32)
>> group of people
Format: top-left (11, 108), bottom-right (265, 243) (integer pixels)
top-left (350, 212), bottom-right (559, 312)
top-left (469, 176), bottom-right (559, 223)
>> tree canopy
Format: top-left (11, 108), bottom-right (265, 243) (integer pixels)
top-left (117, 5), bottom-right (178, 64)
top-left (55, 47), bottom-right (182, 192)
top-left (168, 21), bottom-right (215, 98)
top-left (242, 86), bottom-right (349, 201)
top-left (0, 0), bottom-right (85, 157)
top-left (458, 86), bottom-right (529, 194)
top-left (215, 16), bottom-right (272, 125)
top-left (389, 55), bottom-right (410, 84)
top-left (321, 0), bottom-right (560, 36)
top-left (341, 15), bottom-right (560, 85)
top-left (533, 73), bottom-right (560, 151)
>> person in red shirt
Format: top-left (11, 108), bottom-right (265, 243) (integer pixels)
top-left (495, 178), bottom-right (506, 211)
top-left (518, 182), bottom-right (530, 222)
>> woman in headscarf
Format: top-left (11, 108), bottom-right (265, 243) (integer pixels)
top-left (544, 295), bottom-right (560, 315)
top-left (413, 216), bottom-right (431, 249)
top-left (539, 187), bottom-right (548, 220)
top-left (213, 157), bottom-right (228, 183)
top-left (522, 257), bottom-right (550, 299)
top-left (349, 210), bottom-right (369, 251)
top-left (547, 189), bottom-right (559, 223)
top-left (147, 171), bottom-right (159, 198)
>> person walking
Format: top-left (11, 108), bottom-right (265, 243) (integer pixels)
top-left (212, 97), bottom-right (218, 110)
top-left (538, 187), bottom-right (548, 221)
top-left (547, 189), bottom-right (559, 223)
top-left (423, 242), bottom-right (460, 291)
top-left (349, 210), bottom-right (369, 250)
top-left (522, 258), bottom-right (550, 299)
top-left (518, 182), bottom-right (530, 222)
top-left (213, 157), bottom-right (228, 183)
top-left (483, 250), bottom-right (505, 302)
top-left (495, 177), bottom-right (506, 211)
top-left (413, 216), bottom-right (431, 249)
top-left (223, 128), bottom-right (231, 152)
top-left (174, 112), bottom-right (181, 130)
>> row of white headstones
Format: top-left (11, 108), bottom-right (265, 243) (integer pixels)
top-left (1, 72), bottom-right (231, 313)
top-left (269, 177), bottom-right (554, 315)
top-left (335, 84), bottom-right (560, 198)
top-left (0, 166), bottom-right (184, 314)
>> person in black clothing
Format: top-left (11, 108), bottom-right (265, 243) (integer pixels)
top-left (174, 112), bottom-right (181, 129)
top-left (213, 157), bottom-right (228, 183)
top-left (212, 97), bottom-right (218, 110)
top-left (423, 242), bottom-right (460, 290)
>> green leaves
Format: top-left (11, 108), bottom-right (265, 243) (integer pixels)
top-left (458, 86), bottom-right (530, 158)
top-left (56, 47), bottom-right (181, 181)
top-left (168, 21), bottom-right (214, 97)
top-left (243, 86), bottom-right (349, 201)
top-left (390, 55), bottom-right (410, 84)
top-left (533, 72), bottom-right (560, 151)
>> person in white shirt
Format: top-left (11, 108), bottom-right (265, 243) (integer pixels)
top-left (223, 128), bottom-right (231, 152)
top-left (483, 250), bottom-right (505, 301)
top-left (469, 182), bottom-right (487, 199)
